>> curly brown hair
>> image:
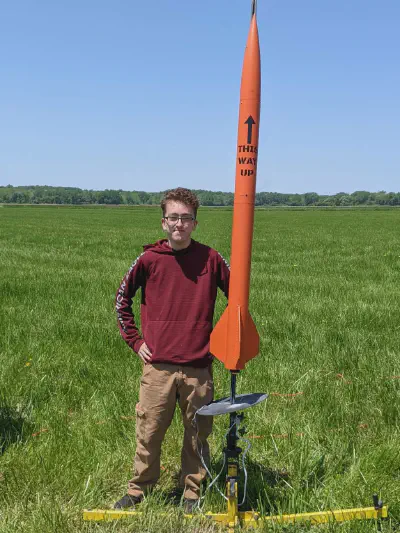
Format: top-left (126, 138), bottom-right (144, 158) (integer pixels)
top-left (160, 188), bottom-right (200, 218)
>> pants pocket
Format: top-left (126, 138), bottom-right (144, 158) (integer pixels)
top-left (135, 403), bottom-right (147, 443)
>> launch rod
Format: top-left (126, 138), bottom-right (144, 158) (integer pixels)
top-left (230, 372), bottom-right (237, 404)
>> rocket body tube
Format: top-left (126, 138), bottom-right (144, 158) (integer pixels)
top-left (210, 13), bottom-right (261, 371)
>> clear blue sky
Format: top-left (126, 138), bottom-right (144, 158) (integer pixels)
top-left (1, 0), bottom-right (399, 195)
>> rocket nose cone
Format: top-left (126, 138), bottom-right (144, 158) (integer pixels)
top-left (247, 7), bottom-right (260, 46)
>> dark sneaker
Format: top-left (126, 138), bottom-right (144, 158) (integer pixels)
top-left (113, 494), bottom-right (142, 509)
top-left (183, 498), bottom-right (199, 514)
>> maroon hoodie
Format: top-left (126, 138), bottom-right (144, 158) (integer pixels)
top-left (116, 239), bottom-right (230, 367)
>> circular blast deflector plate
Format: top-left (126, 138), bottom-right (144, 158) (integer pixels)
top-left (196, 393), bottom-right (268, 416)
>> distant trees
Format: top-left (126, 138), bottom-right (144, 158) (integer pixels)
top-left (1, 185), bottom-right (400, 207)
top-left (304, 192), bottom-right (319, 206)
top-left (351, 190), bottom-right (370, 204)
top-left (96, 190), bottom-right (123, 205)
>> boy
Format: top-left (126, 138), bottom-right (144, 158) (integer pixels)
top-left (114, 187), bottom-right (230, 512)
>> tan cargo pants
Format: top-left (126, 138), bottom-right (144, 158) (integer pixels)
top-left (128, 363), bottom-right (213, 501)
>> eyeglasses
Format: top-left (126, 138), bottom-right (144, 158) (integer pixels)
top-left (164, 215), bottom-right (195, 225)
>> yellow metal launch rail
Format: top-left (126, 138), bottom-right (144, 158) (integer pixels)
top-left (83, 496), bottom-right (388, 531)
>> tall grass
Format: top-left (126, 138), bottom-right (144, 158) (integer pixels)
top-left (0, 205), bottom-right (399, 532)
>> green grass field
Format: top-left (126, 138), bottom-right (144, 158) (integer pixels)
top-left (0, 205), bottom-right (399, 532)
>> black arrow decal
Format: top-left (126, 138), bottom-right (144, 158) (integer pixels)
top-left (245, 116), bottom-right (256, 144)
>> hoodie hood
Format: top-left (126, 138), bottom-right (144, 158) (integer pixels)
top-left (143, 239), bottom-right (196, 255)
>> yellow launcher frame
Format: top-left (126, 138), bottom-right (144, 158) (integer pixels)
top-left (83, 498), bottom-right (388, 530)
top-left (84, 480), bottom-right (388, 531)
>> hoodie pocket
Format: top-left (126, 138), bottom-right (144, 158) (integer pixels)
top-left (146, 320), bottom-right (212, 360)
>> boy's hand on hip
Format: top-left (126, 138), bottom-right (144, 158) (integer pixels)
top-left (138, 342), bottom-right (152, 364)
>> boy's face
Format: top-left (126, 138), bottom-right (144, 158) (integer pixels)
top-left (162, 201), bottom-right (197, 249)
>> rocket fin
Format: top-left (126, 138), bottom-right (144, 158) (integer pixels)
top-left (210, 307), bottom-right (230, 366)
top-left (242, 309), bottom-right (260, 366)
top-left (210, 306), bottom-right (260, 370)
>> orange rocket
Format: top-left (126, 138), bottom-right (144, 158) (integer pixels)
top-left (210, 0), bottom-right (261, 371)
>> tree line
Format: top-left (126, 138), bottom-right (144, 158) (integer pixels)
top-left (1, 185), bottom-right (400, 207)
